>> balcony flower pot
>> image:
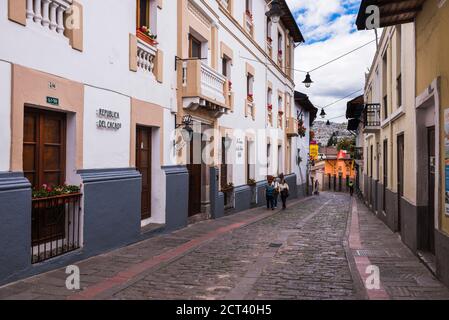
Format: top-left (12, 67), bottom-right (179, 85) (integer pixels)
top-left (267, 104), bottom-right (273, 111)
top-left (32, 184), bottom-right (81, 199)
top-left (228, 80), bottom-right (232, 91)
top-left (221, 182), bottom-right (234, 193)
top-left (267, 37), bottom-right (273, 43)
top-left (247, 94), bottom-right (254, 102)
top-left (247, 178), bottom-right (257, 187)
top-left (298, 125), bottom-right (306, 138)
top-left (137, 27), bottom-right (158, 46)
top-left (278, 110), bottom-right (284, 116)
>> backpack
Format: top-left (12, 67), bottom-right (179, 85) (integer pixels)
top-left (266, 185), bottom-right (275, 197)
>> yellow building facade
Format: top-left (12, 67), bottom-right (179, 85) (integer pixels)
top-left (356, 0), bottom-right (449, 287)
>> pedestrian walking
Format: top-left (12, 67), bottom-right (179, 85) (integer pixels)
top-left (272, 175), bottom-right (281, 209)
top-left (279, 178), bottom-right (290, 210)
top-left (349, 180), bottom-right (354, 197)
top-left (265, 176), bottom-right (275, 210)
top-left (314, 180), bottom-right (320, 195)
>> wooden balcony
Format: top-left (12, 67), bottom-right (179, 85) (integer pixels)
top-left (286, 117), bottom-right (299, 137)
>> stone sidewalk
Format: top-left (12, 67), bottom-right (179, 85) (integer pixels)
top-left (349, 197), bottom-right (449, 300)
top-left (0, 192), bottom-right (448, 300)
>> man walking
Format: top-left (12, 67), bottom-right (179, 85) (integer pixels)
top-left (349, 180), bottom-right (354, 197)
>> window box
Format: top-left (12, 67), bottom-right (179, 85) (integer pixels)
top-left (137, 29), bottom-right (158, 46)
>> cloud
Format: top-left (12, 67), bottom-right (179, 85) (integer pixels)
top-left (287, 0), bottom-right (377, 123)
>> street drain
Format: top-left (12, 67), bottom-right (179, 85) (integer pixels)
top-left (269, 243), bottom-right (283, 248)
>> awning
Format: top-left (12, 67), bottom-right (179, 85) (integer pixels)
top-left (346, 95), bottom-right (365, 119)
top-left (347, 118), bottom-right (361, 131)
top-left (356, 0), bottom-right (425, 30)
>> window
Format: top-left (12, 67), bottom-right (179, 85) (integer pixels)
top-left (247, 74), bottom-right (254, 97)
top-left (138, 0), bottom-right (150, 29)
top-left (267, 88), bottom-right (273, 126)
top-left (278, 32), bottom-right (283, 54)
top-left (222, 56), bottom-right (231, 78)
top-left (189, 34), bottom-right (202, 59)
top-left (136, 0), bottom-right (157, 43)
top-left (266, 17), bottom-right (272, 39)
top-left (383, 95), bottom-right (388, 120)
top-left (382, 51), bottom-right (388, 119)
top-left (396, 25), bottom-right (402, 108)
top-left (245, 0), bottom-right (252, 13)
top-left (278, 95), bottom-right (283, 128)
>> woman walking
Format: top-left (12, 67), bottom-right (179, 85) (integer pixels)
top-left (279, 177), bottom-right (290, 210)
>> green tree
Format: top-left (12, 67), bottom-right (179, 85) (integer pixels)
top-left (337, 137), bottom-right (356, 157)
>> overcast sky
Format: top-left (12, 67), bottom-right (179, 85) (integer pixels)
top-left (286, 0), bottom-right (377, 123)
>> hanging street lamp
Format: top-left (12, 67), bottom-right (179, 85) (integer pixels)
top-left (265, 0), bottom-right (283, 24)
top-left (326, 120), bottom-right (331, 126)
top-left (320, 108), bottom-right (326, 118)
top-left (303, 72), bottom-right (313, 88)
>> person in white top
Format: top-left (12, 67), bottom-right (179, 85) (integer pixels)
top-left (279, 177), bottom-right (290, 210)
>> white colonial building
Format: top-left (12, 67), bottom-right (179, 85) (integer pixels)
top-left (0, 0), bottom-right (304, 285)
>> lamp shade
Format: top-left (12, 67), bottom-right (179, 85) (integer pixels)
top-left (303, 73), bottom-right (313, 88)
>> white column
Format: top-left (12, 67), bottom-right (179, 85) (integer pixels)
top-left (56, 5), bottom-right (65, 34)
top-left (26, 0), bottom-right (34, 19)
top-left (41, 0), bottom-right (51, 27)
top-left (33, 0), bottom-right (42, 23)
top-left (49, 2), bottom-right (58, 30)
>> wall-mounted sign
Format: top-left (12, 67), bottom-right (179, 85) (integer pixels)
top-left (236, 138), bottom-right (244, 159)
top-left (310, 144), bottom-right (319, 160)
top-left (96, 108), bottom-right (122, 131)
top-left (46, 96), bottom-right (59, 106)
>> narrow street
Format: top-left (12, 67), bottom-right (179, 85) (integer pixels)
top-left (1, 193), bottom-right (448, 300)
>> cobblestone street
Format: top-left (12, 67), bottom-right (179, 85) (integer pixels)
top-left (1, 193), bottom-right (448, 300)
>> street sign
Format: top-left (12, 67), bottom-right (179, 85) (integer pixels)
top-left (46, 96), bottom-right (59, 106)
top-left (310, 144), bottom-right (319, 160)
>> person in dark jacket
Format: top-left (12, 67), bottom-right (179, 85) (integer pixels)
top-left (265, 177), bottom-right (275, 210)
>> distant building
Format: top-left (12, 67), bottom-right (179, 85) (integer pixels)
top-left (310, 147), bottom-right (355, 192)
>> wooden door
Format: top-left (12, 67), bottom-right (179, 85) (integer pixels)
top-left (136, 126), bottom-right (152, 220)
top-left (427, 127), bottom-right (436, 253)
top-left (397, 134), bottom-right (404, 232)
top-left (187, 133), bottom-right (202, 217)
top-left (24, 107), bottom-right (66, 244)
top-left (220, 137), bottom-right (228, 188)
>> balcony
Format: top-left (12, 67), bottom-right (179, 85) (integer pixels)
top-left (245, 98), bottom-right (255, 120)
top-left (286, 117), bottom-right (299, 137)
top-left (26, 0), bottom-right (73, 35)
top-left (363, 103), bottom-right (381, 133)
top-left (181, 60), bottom-right (229, 118)
top-left (137, 38), bottom-right (157, 73)
top-left (244, 11), bottom-right (254, 36)
top-left (31, 192), bottom-right (82, 264)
